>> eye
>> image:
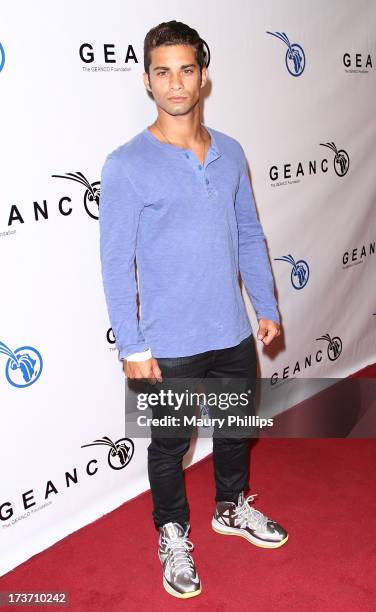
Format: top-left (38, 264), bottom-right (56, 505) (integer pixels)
top-left (184, 69), bottom-right (193, 74)
top-left (157, 71), bottom-right (166, 76)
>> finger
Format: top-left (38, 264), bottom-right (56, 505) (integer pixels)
top-left (263, 329), bottom-right (276, 345)
top-left (153, 363), bottom-right (163, 383)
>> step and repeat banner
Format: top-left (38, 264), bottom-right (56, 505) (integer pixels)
top-left (1, 0), bottom-right (375, 575)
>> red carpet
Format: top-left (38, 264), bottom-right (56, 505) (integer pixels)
top-left (1, 365), bottom-right (375, 610)
top-left (2, 439), bottom-right (376, 610)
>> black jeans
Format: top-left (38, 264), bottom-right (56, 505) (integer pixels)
top-left (145, 333), bottom-right (257, 530)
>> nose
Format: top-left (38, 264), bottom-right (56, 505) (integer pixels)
top-left (169, 72), bottom-right (184, 92)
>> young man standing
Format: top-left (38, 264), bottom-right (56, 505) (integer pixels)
top-left (99, 20), bottom-right (288, 599)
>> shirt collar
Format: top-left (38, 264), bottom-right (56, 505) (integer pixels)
top-left (205, 126), bottom-right (220, 155)
top-left (143, 125), bottom-right (220, 158)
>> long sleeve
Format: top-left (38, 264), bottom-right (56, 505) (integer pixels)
top-left (99, 154), bottom-right (150, 360)
top-left (235, 151), bottom-right (280, 324)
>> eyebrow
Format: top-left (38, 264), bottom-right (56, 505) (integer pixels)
top-left (152, 64), bottom-right (196, 71)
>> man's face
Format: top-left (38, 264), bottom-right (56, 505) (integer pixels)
top-left (143, 44), bottom-right (208, 116)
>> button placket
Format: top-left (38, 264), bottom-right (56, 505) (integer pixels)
top-left (203, 154), bottom-right (214, 196)
top-left (182, 147), bottom-right (218, 197)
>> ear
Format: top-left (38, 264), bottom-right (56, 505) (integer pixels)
top-left (200, 65), bottom-right (208, 88)
top-left (143, 72), bottom-right (152, 92)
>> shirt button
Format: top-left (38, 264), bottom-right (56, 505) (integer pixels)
top-left (205, 178), bottom-right (209, 184)
top-left (198, 164), bottom-right (202, 170)
top-left (185, 153), bottom-right (189, 158)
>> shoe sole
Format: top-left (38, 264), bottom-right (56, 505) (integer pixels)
top-left (211, 518), bottom-right (289, 549)
top-left (163, 577), bottom-right (201, 599)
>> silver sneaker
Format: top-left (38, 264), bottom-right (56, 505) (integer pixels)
top-left (212, 491), bottom-right (289, 548)
top-left (158, 521), bottom-right (201, 598)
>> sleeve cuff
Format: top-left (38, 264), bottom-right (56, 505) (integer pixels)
top-left (120, 348), bottom-right (152, 362)
top-left (256, 311), bottom-right (280, 324)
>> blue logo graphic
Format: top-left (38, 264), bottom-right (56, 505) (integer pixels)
top-left (1, 341), bottom-right (43, 387)
top-left (266, 31), bottom-right (306, 76)
top-left (0, 42), bottom-right (5, 72)
top-left (320, 142), bottom-right (350, 176)
top-left (274, 254), bottom-right (309, 289)
top-left (316, 334), bottom-right (343, 361)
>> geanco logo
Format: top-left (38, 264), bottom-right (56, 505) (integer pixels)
top-left (79, 43), bottom-right (138, 72)
top-left (106, 328), bottom-right (121, 356)
top-left (81, 435), bottom-right (134, 470)
top-left (342, 240), bottom-right (375, 268)
top-left (3, 171), bottom-right (100, 230)
top-left (266, 31), bottom-right (305, 76)
top-left (0, 42), bottom-right (5, 72)
top-left (271, 332), bottom-right (343, 383)
top-left (0, 340), bottom-right (43, 388)
top-left (316, 333), bottom-right (342, 361)
top-left (343, 52), bottom-right (373, 73)
top-left (1, 434), bottom-right (135, 523)
top-left (270, 141), bottom-right (349, 185)
top-left (202, 39), bottom-right (211, 67)
top-left (106, 327), bottom-right (116, 346)
top-left (78, 39), bottom-right (210, 71)
top-left (52, 171), bottom-right (100, 219)
top-left (274, 254), bottom-right (309, 289)
top-left (196, 381), bottom-right (211, 426)
top-left (200, 400), bottom-right (210, 419)
top-left (320, 142), bottom-right (350, 177)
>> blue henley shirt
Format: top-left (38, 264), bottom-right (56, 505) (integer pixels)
top-left (99, 125), bottom-right (280, 360)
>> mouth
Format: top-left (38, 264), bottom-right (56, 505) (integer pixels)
top-left (168, 96), bottom-right (187, 102)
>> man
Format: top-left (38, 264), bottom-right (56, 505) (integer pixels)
top-left (99, 20), bottom-right (288, 599)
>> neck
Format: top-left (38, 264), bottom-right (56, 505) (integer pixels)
top-left (153, 106), bottom-right (204, 147)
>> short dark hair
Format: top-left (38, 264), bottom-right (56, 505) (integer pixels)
top-left (144, 20), bottom-right (208, 76)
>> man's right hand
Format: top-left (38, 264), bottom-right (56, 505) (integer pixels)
top-left (123, 357), bottom-right (163, 385)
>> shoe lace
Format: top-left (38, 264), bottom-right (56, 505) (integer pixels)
top-left (162, 531), bottom-right (195, 578)
top-left (234, 493), bottom-right (268, 531)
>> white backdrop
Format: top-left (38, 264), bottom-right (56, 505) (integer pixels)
top-left (1, 0), bottom-right (375, 576)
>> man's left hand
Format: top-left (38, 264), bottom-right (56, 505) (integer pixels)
top-left (257, 318), bottom-right (281, 346)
